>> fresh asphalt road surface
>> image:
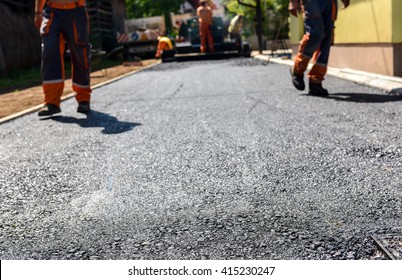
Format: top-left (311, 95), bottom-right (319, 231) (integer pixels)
top-left (0, 58), bottom-right (401, 260)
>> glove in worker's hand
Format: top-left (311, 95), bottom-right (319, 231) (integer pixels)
top-left (288, 0), bottom-right (301, 17)
top-left (341, 0), bottom-right (350, 8)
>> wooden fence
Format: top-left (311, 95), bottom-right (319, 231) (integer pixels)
top-left (0, 0), bottom-right (34, 15)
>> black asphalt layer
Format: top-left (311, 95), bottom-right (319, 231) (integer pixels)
top-left (0, 58), bottom-right (401, 260)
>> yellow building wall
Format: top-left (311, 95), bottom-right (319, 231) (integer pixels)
top-left (288, 0), bottom-right (402, 76)
top-left (335, 0), bottom-right (392, 43)
top-left (393, 0), bottom-right (402, 42)
top-left (288, 13), bottom-right (303, 45)
top-left (289, 0), bottom-right (402, 44)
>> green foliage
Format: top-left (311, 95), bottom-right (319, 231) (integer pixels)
top-left (225, 0), bottom-right (254, 17)
top-left (224, 0), bottom-right (289, 39)
top-left (125, 0), bottom-right (183, 18)
top-left (126, 0), bottom-right (187, 33)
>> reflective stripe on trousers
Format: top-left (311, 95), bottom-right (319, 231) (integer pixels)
top-left (293, 0), bottom-right (336, 82)
top-left (41, 6), bottom-right (91, 106)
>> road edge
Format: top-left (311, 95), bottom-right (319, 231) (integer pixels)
top-left (3, 56), bottom-right (401, 125)
top-left (0, 61), bottom-right (161, 125)
top-left (253, 54), bottom-right (402, 95)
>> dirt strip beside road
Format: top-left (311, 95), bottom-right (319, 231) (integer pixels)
top-left (0, 60), bottom-right (159, 120)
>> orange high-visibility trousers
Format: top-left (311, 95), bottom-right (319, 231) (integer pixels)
top-left (199, 23), bottom-right (215, 53)
top-left (293, 0), bottom-right (337, 83)
top-left (40, 5), bottom-right (91, 107)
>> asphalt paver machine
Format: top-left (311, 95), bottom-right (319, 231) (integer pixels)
top-left (162, 16), bottom-right (251, 62)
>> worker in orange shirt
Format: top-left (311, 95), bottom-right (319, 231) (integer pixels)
top-left (197, 0), bottom-right (215, 53)
top-left (155, 35), bottom-right (173, 59)
top-left (34, 0), bottom-right (92, 116)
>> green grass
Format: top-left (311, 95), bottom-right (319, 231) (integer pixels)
top-left (0, 67), bottom-right (42, 93)
top-left (0, 58), bottom-right (123, 94)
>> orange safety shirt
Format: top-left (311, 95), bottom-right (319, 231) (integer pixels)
top-left (37, 0), bottom-right (86, 11)
top-left (197, 5), bottom-right (213, 25)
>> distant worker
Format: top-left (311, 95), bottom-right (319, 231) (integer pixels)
top-left (34, 0), bottom-right (92, 116)
top-left (228, 14), bottom-right (243, 46)
top-left (155, 36), bottom-right (173, 59)
top-left (289, 0), bottom-right (351, 96)
top-left (175, 20), bottom-right (188, 42)
top-left (197, 0), bottom-right (215, 53)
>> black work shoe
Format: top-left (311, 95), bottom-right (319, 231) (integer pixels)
top-left (308, 81), bottom-right (329, 96)
top-left (290, 69), bottom-right (305, 91)
top-left (38, 104), bottom-right (61, 117)
top-left (77, 101), bottom-right (91, 113)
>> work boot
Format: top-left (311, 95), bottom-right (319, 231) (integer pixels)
top-left (77, 101), bottom-right (91, 113)
top-left (38, 104), bottom-right (61, 117)
top-left (308, 81), bottom-right (329, 96)
top-left (290, 69), bottom-right (305, 91)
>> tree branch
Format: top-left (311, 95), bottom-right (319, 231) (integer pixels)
top-left (237, 0), bottom-right (256, 9)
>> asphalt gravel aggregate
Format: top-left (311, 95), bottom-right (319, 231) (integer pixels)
top-left (0, 58), bottom-right (401, 260)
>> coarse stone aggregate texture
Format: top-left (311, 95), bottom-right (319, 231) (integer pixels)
top-left (0, 59), bottom-right (401, 260)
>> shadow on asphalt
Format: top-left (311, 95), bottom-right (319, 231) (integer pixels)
top-left (308, 92), bottom-right (402, 103)
top-left (45, 110), bottom-right (141, 134)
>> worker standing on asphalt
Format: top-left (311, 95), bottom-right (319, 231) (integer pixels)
top-left (228, 14), bottom-right (243, 47)
top-left (197, 0), bottom-right (215, 53)
top-left (289, 0), bottom-right (350, 96)
top-left (175, 20), bottom-right (188, 42)
top-left (34, 0), bottom-right (92, 116)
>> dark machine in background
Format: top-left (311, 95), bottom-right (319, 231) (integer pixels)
top-left (162, 16), bottom-right (251, 62)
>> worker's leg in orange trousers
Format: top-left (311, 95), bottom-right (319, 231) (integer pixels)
top-left (42, 30), bottom-right (66, 107)
top-left (292, 0), bottom-right (334, 83)
top-left (41, 6), bottom-right (91, 107)
top-left (199, 23), bottom-right (215, 52)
